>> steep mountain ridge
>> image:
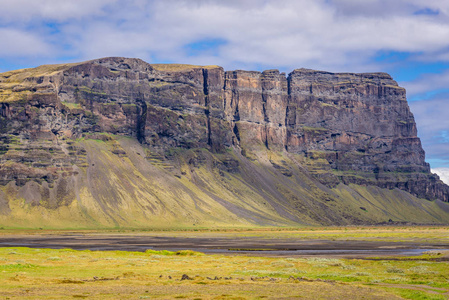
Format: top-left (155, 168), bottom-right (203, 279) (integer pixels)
top-left (0, 57), bottom-right (448, 228)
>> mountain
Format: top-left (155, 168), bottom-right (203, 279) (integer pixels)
top-left (0, 57), bottom-right (448, 228)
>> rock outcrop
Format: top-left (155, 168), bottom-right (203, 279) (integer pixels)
top-left (0, 57), bottom-right (448, 228)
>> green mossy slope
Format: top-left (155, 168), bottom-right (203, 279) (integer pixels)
top-left (1, 135), bottom-right (448, 229)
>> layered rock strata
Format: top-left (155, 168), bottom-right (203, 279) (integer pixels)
top-left (0, 57), bottom-right (448, 226)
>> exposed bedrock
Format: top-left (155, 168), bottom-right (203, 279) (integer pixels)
top-left (0, 57), bottom-right (447, 225)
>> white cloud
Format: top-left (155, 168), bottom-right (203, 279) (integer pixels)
top-left (409, 96), bottom-right (449, 165)
top-left (0, 28), bottom-right (51, 56)
top-left (332, 0), bottom-right (449, 18)
top-left (431, 168), bottom-right (449, 185)
top-left (401, 70), bottom-right (449, 97)
top-left (2, 0), bottom-right (449, 72)
top-left (154, 0), bottom-right (449, 69)
top-left (0, 0), bottom-right (117, 22)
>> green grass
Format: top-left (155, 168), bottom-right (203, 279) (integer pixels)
top-left (1, 223), bottom-right (449, 244)
top-left (0, 243), bottom-right (447, 299)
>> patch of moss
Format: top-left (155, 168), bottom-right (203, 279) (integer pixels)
top-left (78, 86), bottom-right (107, 96)
top-left (301, 126), bottom-right (328, 133)
top-left (61, 101), bottom-right (81, 109)
top-left (148, 81), bottom-right (171, 88)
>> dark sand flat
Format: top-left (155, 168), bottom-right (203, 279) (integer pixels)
top-left (0, 234), bottom-right (448, 258)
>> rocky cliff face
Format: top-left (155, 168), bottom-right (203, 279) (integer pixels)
top-left (0, 57), bottom-right (448, 228)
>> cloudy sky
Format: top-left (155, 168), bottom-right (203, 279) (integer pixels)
top-left (1, 0), bottom-right (448, 181)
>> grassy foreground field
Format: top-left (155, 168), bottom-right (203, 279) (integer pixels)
top-left (0, 227), bottom-right (448, 299)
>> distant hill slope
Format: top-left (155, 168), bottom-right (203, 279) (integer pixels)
top-left (0, 57), bottom-right (448, 228)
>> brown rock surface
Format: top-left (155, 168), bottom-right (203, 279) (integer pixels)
top-left (0, 57), bottom-right (448, 227)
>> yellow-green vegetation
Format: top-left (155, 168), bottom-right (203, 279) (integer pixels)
top-left (148, 80), bottom-right (171, 88)
top-left (0, 63), bottom-right (75, 85)
top-left (61, 101), bottom-right (82, 109)
top-left (0, 62), bottom-right (81, 103)
top-left (76, 86), bottom-right (108, 96)
top-left (101, 226), bottom-right (449, 244)
top-left (0, 242), bottom-right (447, 299)
top-left (1, 136), bottom-right (449, 229)
top-left (0, 226), bottom-right (448, 242)
top-left (333, 184), bottom-right (449, 225)
top-left (151, 64), bottom-right (220, 72)
top-left (319, 102), bottom-right (336, 107)
top-left (301, 126), bottom-right (328, 133)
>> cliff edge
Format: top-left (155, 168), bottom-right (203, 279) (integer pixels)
top-left (0, 57), bottom-right (448, 228)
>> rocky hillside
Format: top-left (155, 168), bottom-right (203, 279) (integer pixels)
top-left (0, 57), bottom-right (448, 228)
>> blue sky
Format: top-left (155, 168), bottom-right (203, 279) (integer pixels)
top-left (1, 0), bottom-right (449, 179)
